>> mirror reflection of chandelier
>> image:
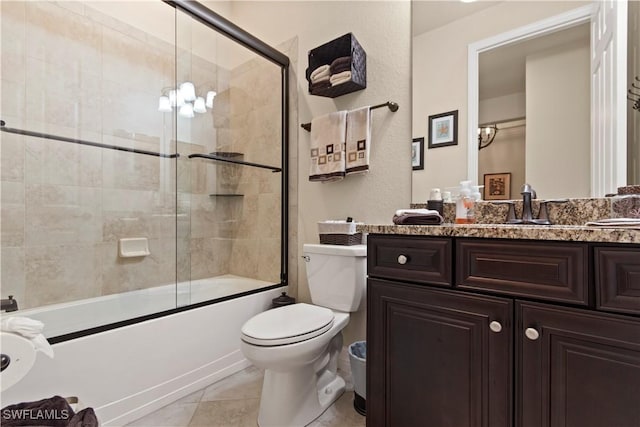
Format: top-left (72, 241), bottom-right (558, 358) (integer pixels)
top-left (158, 82), bottom-right (216, 118)
top-left (478, 124), bottom-right (498, 150)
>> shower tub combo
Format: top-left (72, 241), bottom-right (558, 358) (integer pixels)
top-left (0, 0), bottom-right (290, 425)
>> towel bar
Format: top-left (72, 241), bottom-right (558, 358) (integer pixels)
top-left (301, 101), bottom-right (399, 132)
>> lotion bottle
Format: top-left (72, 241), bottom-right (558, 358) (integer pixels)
top-left (455, 181), bottom-right (475, 224)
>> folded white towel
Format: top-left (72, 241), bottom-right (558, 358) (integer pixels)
top-left (1, 316), bottom-right (54, 358)
top-left (330, 70), bottom-right (352, 86)
top-left (395, 209), bottom-right (441, 217)
top-left (309, 111), bottom-right (347, 182)
top-left (310, 65), bottom-right (330, 82)
top-left (585, 218), bottom-right (640, 228)
top-left (345, 106), bottom-right (371, 175)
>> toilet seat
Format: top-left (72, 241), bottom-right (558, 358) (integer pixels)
top-left (241, 303), bottom-right (334, 346)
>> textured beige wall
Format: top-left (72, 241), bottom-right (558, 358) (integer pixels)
top-left (412, 1), bottom-right (590, 203)
top-left (526, 39), bottom-right (590, 199)
top-left (226, 1), bottom-right (413, 347)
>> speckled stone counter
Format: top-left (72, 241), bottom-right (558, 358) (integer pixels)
top-left (358, 223), bottom-right (640, 244)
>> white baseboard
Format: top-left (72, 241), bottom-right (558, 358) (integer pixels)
top-left (102, 352), bottom-right (251, 426)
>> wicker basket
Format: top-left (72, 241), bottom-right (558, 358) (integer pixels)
top-left (307, 33), bottom-right (366, 98)
top-left (319, 232), bottom-right (363, 246)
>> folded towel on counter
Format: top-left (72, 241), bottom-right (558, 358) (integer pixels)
top-left (310, 64), bottom-right (331, 82)
top-left (330, 70), bottom-right (352, 86)
top-left (1, 316), bottom-right (54, 358)
top-left (393, 209), bottom-right (444, 225)
top-left (395, 209), bottom-right (441, 216)
top-left (309, 111), bottom-right (347, 182)
top-left (330, 56), bottom-right (352, 74)
top-left (345, 106), bottom-right (371, 175)
top-left (585, 218), bottom-right (640, 228)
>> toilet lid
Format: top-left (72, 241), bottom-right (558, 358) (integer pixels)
top-left (241, 303), bottom-right (334, 346)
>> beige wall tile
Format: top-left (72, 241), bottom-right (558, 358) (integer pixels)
top-left (24, 184), bottom-right (102, 247)
top-left (24, 244), bottom-right (102, 308)
top-left (100, 238), bottom-right (176, 295)
top-left (1, 203), bottom-right (24, 248)
top-left (0, 247), bottom-right (25, 304)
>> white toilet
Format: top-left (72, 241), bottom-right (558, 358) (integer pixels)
top-left (240, 243), bottom-right (367, 427)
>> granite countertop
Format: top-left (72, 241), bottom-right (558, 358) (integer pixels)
top-left (359, 223), bottom-right (640, 244)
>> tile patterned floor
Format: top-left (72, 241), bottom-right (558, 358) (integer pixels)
top-left (125, 366), bottom-right (366, 427)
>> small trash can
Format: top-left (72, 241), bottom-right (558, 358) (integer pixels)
top-left (348, 340), bottom-right (366, 415)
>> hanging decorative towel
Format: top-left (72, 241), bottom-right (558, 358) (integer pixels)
top-left (309, 111), bottom-right (347, 182)
top-left (345, 106), bottom-right (371, 175)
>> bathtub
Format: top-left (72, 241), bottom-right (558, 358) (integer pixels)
top-left (1, 281), bottom-right (284, 426)
top-left (4, 274), bottom-right (275, 339)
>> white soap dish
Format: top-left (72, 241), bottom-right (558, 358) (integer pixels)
top-left (119, 238), bottom-right (150, 258)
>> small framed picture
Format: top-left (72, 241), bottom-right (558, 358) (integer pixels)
top-left (412, 137), bottom-right (424, 170)
top-left (428, 110), bottom-right (458, 149)
top-left (484, 172), bottom-right (511, 200)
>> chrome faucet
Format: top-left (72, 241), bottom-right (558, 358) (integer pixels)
top-left (1, 295), bottom-right (18, 312)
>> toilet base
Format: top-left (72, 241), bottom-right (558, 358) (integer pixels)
top-left (257, 368), bottom-right (345, 427)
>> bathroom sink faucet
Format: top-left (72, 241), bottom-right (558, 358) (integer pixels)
top-left (500, 184), bottom-right (568, 225)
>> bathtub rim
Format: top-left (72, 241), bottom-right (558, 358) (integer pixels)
top-left (46, 282), bottom-right (284, 344)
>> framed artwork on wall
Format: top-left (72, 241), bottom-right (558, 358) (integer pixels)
top-left (484, 172), bottom-right (511, 200)
top-left (428, 110), bottom-right (458, 149)
top-left (412, 137), bottom-right (424, 170)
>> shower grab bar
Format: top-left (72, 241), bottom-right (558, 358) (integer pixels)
top-left (0, 120), bottom-right (180, 159)
top-left (188, 153), bottom-right (282, 172)
top-left (300, 101), bottom-right (399, 132)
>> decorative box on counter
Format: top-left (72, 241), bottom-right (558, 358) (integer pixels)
top-left (611, 185), bottom-right (640, 218)
top-left (307, 32), bottom-right (366, 98)
top-left (318, 220), bottom-right (363, 245)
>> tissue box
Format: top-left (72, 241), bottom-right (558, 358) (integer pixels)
top-left (318, 221), bottom-right (363, 245)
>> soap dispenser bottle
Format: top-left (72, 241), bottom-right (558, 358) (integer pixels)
top-left (455, 180), bottom-right (475, 224)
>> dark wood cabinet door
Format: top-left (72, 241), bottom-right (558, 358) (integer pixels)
top-left (367, 279), bottom-right (512, 427)
top-left (518, 301), bottom-right (640, 427)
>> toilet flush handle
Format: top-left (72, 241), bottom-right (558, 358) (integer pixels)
top-left (301, 255), bottom-right (310, 262)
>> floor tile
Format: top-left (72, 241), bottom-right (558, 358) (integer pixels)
top-left (126, 402), bottom-right (198, 427)
top-left (200, 366), bottom-right (263, 402)
top-left (124, 366), bottom-right (365, 427)
top-left (188, 398), bottom-right (260, 427)
top-left (307, 391), bottom-right (365, 427)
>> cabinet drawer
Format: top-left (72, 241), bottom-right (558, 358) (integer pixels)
top-left (367, 234), bottom-right (452, 286)
top-left (457, 239), bottom-right (588, 305)
top-left (595, 246), bottom-right (640, 315)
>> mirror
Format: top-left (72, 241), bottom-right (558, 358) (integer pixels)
top-left (412, 1), bottom-right (639, 203)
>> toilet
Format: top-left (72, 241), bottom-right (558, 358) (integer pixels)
top-left (240, 243), bottom-right (367, 427)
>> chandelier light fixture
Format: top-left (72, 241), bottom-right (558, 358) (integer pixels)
top-left (158, 82), bottom-right (216, 118)
top-left (478, 124), bottom-right (498, 150)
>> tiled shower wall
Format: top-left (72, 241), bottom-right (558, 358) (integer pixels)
top-left (0, 1), bottom-right (287, 310)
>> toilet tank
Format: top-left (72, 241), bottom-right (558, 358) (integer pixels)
top-left (303, 244), bottom-right (367, 312)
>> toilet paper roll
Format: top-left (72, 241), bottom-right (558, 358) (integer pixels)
top-left (1, 332), bottom-right (37, 391)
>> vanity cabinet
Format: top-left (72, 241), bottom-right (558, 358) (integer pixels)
top-left (517, 301), bottom-right (640, 427)
top-left (367, 278), bottom-right (512, 427)
top-left (367, 234), bottom-right (640, 427)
